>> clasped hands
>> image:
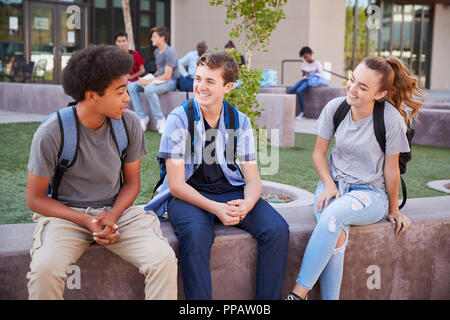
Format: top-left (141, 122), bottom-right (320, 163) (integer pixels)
top-left (85, 211), bottom-right (120, 245)
top-left (215, 199), bottom-right (252, 226)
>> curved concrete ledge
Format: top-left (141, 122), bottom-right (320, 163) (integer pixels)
top-left (1, 195), bottom-right (449, 300)
top-left (262, 180), bottom-right (314, 208)
top-left (427, 180), bottom-right (450, 194)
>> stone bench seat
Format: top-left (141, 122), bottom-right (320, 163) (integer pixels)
top-left (1, 195), bottom-right (449, 300)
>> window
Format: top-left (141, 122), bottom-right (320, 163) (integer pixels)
top-left (345, 1), bottom-right (432, 88)
top-left (0, 0), bottom-right (24, 69)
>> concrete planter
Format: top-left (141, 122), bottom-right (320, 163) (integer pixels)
top-left (262, 180), bottom-right (314, 208)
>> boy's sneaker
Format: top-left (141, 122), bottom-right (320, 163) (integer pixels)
top-left (156, 117), bottom-right (166, 134)
top-left (140, 116), bottom-right (150, 131)
top-left (296, 112), bottom-right (305, 120)
top-left (285, 292), bottom-right (307, 300)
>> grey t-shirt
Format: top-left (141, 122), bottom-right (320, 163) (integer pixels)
top-left (28, 109), bottom-right (147, 208)
top-left (154, 45), bottom-right (179, 80)
top-left (315, 96), bottom-right (410, 190)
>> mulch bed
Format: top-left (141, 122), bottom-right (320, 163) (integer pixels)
top-left (262, 193), bottom-right (293, 203)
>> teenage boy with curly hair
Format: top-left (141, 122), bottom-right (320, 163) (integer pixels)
top-left (26, 45), bottom-right (177, 300)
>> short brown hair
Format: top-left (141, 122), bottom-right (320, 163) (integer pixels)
top-left (197, 50), bottom-right (238, 84)
top-left (150, 26), bottom-right (169, 43)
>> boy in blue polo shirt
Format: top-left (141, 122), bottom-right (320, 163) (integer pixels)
top-left (145, 50), bottom-right (289, 300)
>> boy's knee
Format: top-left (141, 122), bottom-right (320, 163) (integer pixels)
top-left (296, 87), bottom-right (305, 94)
top-left (264, 215), bottom-right (290, 243)
top-left (145, 244), bottom-right (177, 270)
top-left (29, 254), bottom-right (69, 282)
top-left (182, 224), bottom-right (213, 248)
top-left (144, 85), bottom-right (157, 95)
top-left (127, 82), bottom-right (139, 92)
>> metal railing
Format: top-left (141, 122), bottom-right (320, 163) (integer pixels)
top-left (281, 59), bottom-right (348, 85)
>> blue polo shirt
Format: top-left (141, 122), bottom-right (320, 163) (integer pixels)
top-left (144, 98), bottom-right (256, 217)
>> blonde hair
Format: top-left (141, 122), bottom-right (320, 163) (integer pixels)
top-left (362, 56), bottom-right (425, 125)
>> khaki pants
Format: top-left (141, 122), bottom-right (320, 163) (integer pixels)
top-left (26, 206), bottom-right (177, 300)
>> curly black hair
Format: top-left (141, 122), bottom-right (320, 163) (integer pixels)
top-left (62, 44), bottom-right (133, 102)
top-left (299, 46), bottom-right (313, 57)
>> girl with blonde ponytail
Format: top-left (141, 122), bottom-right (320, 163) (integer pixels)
top-left (286, 56), bottom-right (422, 300)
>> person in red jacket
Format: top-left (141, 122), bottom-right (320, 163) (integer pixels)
top-left (114, 31), bottom-right (145, 82)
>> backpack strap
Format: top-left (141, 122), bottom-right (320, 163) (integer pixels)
top-left (369, 101), bottom-right (409, 210)
top-left (372, 101), bottom-right (386, 153)
top-left (224, 101), bottom-right (239, 171)
top-left (333, 100), bottom-right (351, 133)
top-left (48, 104), bottom-right (80, 199)
top-left (152, 98), bottom-right (197, 198)
top-left (107, 117), bottom-right (129, 161)
top-left (399, 177), bottom-right (407, 210)
top-left (107, 116), bottom-right (129, 186)
top-left (186, 98), bottom-right (197, 154)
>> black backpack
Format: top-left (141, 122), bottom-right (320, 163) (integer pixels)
top-left (333, 100), bottom-right (414, 209)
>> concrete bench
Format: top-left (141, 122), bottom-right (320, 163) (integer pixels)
top-left (259, 85), bottom-right (346, 119)
top-left (0, 82), bottom-right (296, 148)
top-left (2, 82), bottom-right (449, 147)
top-left (259, 85), bottom-right (450, 148)
top-left (411, 108), bottom-right (450, 148)
top-left (1, 195), bottom-right (449, 300)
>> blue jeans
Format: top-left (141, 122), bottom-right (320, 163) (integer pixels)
top-left (168, 190), bottom-right (290, 300)
top-left (289, 79), bottom-right (308, 113)
top-left (127, 79), bottom-right (177, 120)
top-left (296, 180), bottom-right (388, 299)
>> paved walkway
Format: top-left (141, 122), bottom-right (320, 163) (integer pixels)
top-left (295, 117), bottom-right (317, 135)
top-left (0, 109), bottom-right (46, 124)
top-left (0, 109), bottom-right (320, 135)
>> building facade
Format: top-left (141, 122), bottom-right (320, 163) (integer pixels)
top-left (0, 0), bottom-right (170, 83)
top-left (1, 0), bottom-right (449, 89)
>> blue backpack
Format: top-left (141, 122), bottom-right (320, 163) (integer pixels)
top-left (151, 98), bottom-right (240, 197)
top-left (40, 102), bottom-right (129, 200)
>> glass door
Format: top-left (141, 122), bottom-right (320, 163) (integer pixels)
top-left (30, 3), bottom-right (55, 82)
top-left (29, 2), bottom-right (86, 83)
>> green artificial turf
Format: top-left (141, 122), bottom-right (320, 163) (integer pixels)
top-left (0, 122), bottom-right (448, 224)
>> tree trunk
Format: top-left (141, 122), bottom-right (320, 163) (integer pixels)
top-left (121, 0), bottom-right (135, 50)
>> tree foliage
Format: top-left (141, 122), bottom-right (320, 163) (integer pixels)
top-left (210, 0), bottom-right (287, 145)
top-left (210, 0), bottom-right (287, 69)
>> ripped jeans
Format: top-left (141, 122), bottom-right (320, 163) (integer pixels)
top-left (296, 180), bottom-right (388, 299)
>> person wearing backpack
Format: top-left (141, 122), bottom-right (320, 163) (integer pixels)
top-left (144, 50), bottom-right (290, 300)
top-left (25, 45), bottom-right (177, 300)
top-left (285, 56), bottom-right (423, 301)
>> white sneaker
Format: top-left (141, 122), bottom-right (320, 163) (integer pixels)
top-left (296, 112), bottom-right (305, 120)
top-left (139, 116), bottom-right (149, 131)
top-left (156, 117), bottom-right (166, 134)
